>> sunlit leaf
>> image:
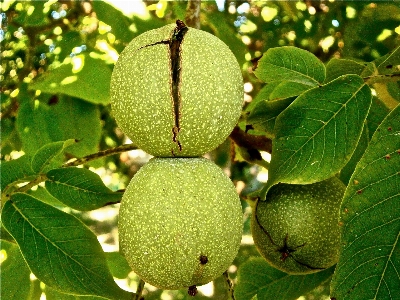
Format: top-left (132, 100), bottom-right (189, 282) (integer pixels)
top-left (45, 167), bottom-right (122, 211)
top-left (261, 75), bottom-right (372, 197)
top-left (330, 104), bottom-right (400, 300)
top-left (29, 55), bottom-right (112, 105)
top-left (1, 193), bottom-right (132, 300)
top-left (235, 258), bottom-right (334, 300)
top-left (254, 47), bottom-right (326, 86)
top-left (105, 252), bottom-right (132, 279)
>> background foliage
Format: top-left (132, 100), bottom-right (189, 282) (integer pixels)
top-left (1, 1), bottom-right (399, 300)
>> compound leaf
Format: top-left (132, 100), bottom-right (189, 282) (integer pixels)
top-left (261, 75), bottom-right (372, 198)
top-left (330, 104), bottom-right (400, 299)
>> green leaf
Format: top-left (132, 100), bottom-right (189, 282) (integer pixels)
top-left (325, 58), bottom-right (368, 83)
top-left (28, 186), bottom-right (66, 207)
top-left (44, 285), bottom-right (108, 300)
top-left (244, 82), bottom-right (281, 113)
top-left (247, 97), bottom-right (295, 138)
top-left (45, 167), bottom-right (122, 211)
top-left (338, 125), bottom-right (369, 185)
top-left (262, 75), bottom-right (372, 197)
top-left (31, 139), bottom-right (76, 174)
top-left (373, 45), bottom-right (400, 75)
top-left (1, 193), bottom-right (132, 300)
top-left (330, 104), bottom-right (400, 300)
top-left (268, 81), bottom-right (311, 101)
top-left (29, 55), bottom-right (112, 105)
top-left (0, 240), bottom-right (42, 300)
top-left (254, 47), bottom-right (326, 86)
top-left (234, 258), bottom-right (334, 300)
top-left (17, 96), bottom-right (101, 160)
top-left (105, 252), bottom-right (132, 279)
top-left (1, 155), bottom-right (35, 192)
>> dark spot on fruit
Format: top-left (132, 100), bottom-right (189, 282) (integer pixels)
top-left (188, 285), bottom-right (197, 296)
top-left (199, 255), bottom-right (208, 264)
top-left (277, 233), bottom-right (306, 261)
top-left (357, 189), bottom-right (362, 194)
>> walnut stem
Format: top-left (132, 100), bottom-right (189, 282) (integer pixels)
top-left (185, 0), bottom-right (201, 29)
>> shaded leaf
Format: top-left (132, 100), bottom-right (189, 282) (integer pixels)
top-left (1, 155), bottom-right (35, 192)
top-left (325, 58), bottom-right (368, 83)
top-left (330, 104), bottom-right (400, 300)
top-left (0, 240), bottom-right (42, 300)
top-left (17, 96), bottom-right (101, 160)
top-left (31, 139), bottom-right (76, 174)
top-left (374, 45), bottom-right (400, 75)
top-left (269, 81), bottom-right (311, 101)
top-left (247, 97), bottom-right (295, 138)
top-left (261, 75), bottom-right (372, 197)
top-left (1, 193), bottom-right (132, 300)
top-left (234, 258), bottom-right (334, 300)
top-left (45, 167), bottom-right (122, 211)
top-left (339, 125), bottom-right (369, 185)
top-left (29, 55), bottom-right (112, 105)
top-left (254, 47), bottom-right (325, 86)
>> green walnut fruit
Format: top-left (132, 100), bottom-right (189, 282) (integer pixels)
top-left (118, 157), bottom-right (242, 290)
top-left (251, 177), bottom-right (345, 274)
top-left (110, 21), bottom-right (243, 157)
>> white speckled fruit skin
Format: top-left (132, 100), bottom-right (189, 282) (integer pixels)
top-left (252, 177), bottom-right (345, 274)
top-left (110, 24), bottom-right (243, 157)
top-left (118, 158), bottom-right (243, 289)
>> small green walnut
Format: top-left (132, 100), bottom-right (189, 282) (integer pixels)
top-left (252, 177), bottom-right (345, 274)
top-left (118, 157), bottom-right (242, 290)
top-left (110, 21), bottom-right (243, 157)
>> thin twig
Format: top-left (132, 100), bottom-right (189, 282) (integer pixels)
top-left (223, 271), bottom-right (235, 300)
top-left (133, 279), bottom-right (146, 300)
top-left (63, 143), bottom-right (137, 167)
top-left (185, 0), bottom-right (201, 29)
